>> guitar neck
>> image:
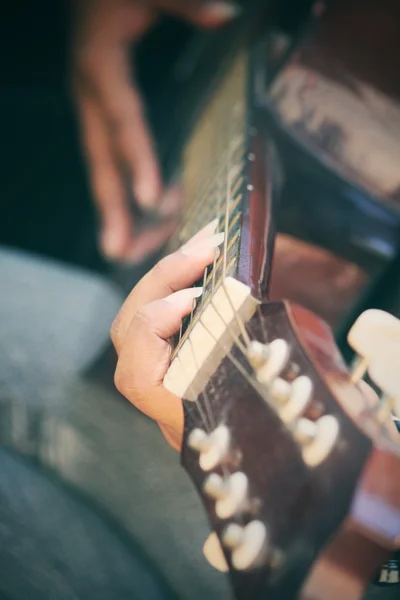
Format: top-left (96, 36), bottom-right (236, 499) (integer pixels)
top-left (168, 32), bottom-right (281, 362)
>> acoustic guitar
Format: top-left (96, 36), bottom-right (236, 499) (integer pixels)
top-left (266, 0), bottom-right (400, 335)
top-left (162, 14), bottom-right (400, 600)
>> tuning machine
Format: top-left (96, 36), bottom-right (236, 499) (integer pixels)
top-left (347, 309), bottom-right (400, 383)
top-left (222, 520), bottom-right (269, 571)
top-left (367, 344), bottom-right (400, 422)
top-left (247, 339), bottom-right (290, 384)
top-left (188, 425), bottom-right (231, 471)
top-left (203, 472), bottom-right (249, 519)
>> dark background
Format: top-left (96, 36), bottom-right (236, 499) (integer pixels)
top-left (0, 0), bottom-right (314, 274)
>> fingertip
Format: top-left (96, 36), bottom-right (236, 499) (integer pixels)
top-left (164, 287), bottom-right (203, 313)
top-left (101, 227), bottom-right (127, 260)
top-left (198, 2), bottom-right (241, 26)
top-left (134, 177), bottom-right (162, 210)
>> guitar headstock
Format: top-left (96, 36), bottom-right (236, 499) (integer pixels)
top-left (179, 299), bottom-right (400, 600)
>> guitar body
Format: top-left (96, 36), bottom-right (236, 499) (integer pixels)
top-left (266, 0), bottom-right (400, 334)
top-left (180, 302), bottom-right (400, 600)
top-left (161, 5), bottom-right (400, 599)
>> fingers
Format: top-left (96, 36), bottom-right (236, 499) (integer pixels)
top-left (76, 92), bottom-right (134, 258)
top-left (114, 287), bottom-right (203, 444)
top-left (82, 41), bottom-right (163, 211)
top-left (73, 0), bottom-right (239, 263)
top-left (126, 217), bottom-right (178, 263)
top-left (111, 219), bottom-right (224, 352)
top-left (73, 0), bottom-right (163, 259)
top-left (153, 1), bottom-right (241, 27)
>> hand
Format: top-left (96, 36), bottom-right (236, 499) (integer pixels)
top-left (111, 219), bottom-right (224, 450)
top-left (72, 0), bottom-right (239, 262)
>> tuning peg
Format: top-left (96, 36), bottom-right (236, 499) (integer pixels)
top-left (291, 415), bottom-right (339, 467)
top-left (204, 472), bottom-right (249, 519)
top-left (203, 532), bottom-right (229, 572)
top-left (269, 375), bottom-right (313, 423)
top-left (247, 339), bottom-right (290, 385)
top-left (367, 347), bottom-right (400, 422)
top-left (347, 309), bottom-right (400, 383)
top-left (188, 425), bottom-right (230, 471)
top-left (222, 521), bottom-right (268, 571)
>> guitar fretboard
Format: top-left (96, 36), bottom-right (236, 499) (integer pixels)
top-left (170, 50), bottom-right (249, 354)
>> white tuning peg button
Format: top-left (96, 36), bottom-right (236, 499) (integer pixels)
top-left (270, 375), bottom-right (313, 423)
top-left (204, 472), bottom-right (249, 519)
top-left (203, 532), bottom-right (229, 572)
top-left (188, 425), bottom-right (231, 471)
top-left (222, 521), bottom-right (268, 571)
top-left (247, 340), bottom-right (270, 370)
top-left (188, 428), bottom-right (211, 453)
top-left (347, 309), bottom-right (400, 382)
top-left (250, 339), bottom-right (290, 386)
top-left (292, 415), bottom-right (339, 467)
top-left (368, 348), bottom-right (400, 420)
top-left (203, 473), bottom-right (227, 500)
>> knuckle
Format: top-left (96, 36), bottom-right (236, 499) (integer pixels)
top-left (114, 363), bottom-right (134, 396)
top-left (73, 55), bottom-right (100, 95)
top-left (150, 256), bottom-right (175, 295)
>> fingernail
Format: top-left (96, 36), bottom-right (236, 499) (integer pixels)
top-left (101, 230), bottom-right (124, 259)
top-left (201, 2), bottom-right (242, 20)
top-left (181, 232), bottom-right (225, 256)
top-left (134, 180), bottom-right (159, 208)
top-left (164, 287), bottom-right (203, 307)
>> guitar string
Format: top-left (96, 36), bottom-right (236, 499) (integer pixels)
top-left (172, 131), bottom-right (241, 434)
top-left (176, 122), bottom-right (246, 432)
top-left (174, 134), bottom-right (243, 248)
top-left (170, 98), bottom-right (250, 480)
top-left (175, 99), bottom-right (259, 429)
top-left (172, 103), bottom-right (263, 498)
top-left (182, 129), bottom-right (241, 435)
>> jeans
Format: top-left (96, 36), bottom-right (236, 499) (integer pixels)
top-left (0, 248), bottom-right (397, 600)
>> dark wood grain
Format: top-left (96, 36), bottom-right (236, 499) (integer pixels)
top-left (269, 0), bottom-right (400, 211)
top-left (237, 37), bottom-right (281, 300)
top-left (269, 234), bottom-right (369, 329)
top-left (264, 0), bottom-right (400, 333)
top-left (181, 301), bottom-right (383, 600)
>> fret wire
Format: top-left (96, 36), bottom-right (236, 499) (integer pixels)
top-left (178, 146), bottom-right (245, 242)
top-left (172, 256), bottom-right (237, 358)
top-left (173, 52), bottom-right (247, 352)
top-left (204, 231), bottom-right (240, 289)
top-left (170, 132), bottom-right (245, 250)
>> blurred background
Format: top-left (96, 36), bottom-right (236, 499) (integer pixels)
top-left (0, 1), bottom-right (399, 599)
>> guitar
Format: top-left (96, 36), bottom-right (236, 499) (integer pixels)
top-left (161, 15), bottom-right (400, 600)
top-left (265, 0), bottom-right (400, 335)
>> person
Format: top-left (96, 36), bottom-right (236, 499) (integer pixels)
top-left (111, 221), bottom-right (399, 449)
top-left (72, 0), bottom-right (240, 263)
top-left (111, 219), bottom-right (224, 449)
top-left (111, 222), bottom-right (399, 599)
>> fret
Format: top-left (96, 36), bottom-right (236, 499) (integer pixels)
top-left (170, 50), bottom-right (248, 351)
top-left (172, 256), bottom-right (238, 359)
top-left (176, 146), bottom-right (246, 245)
